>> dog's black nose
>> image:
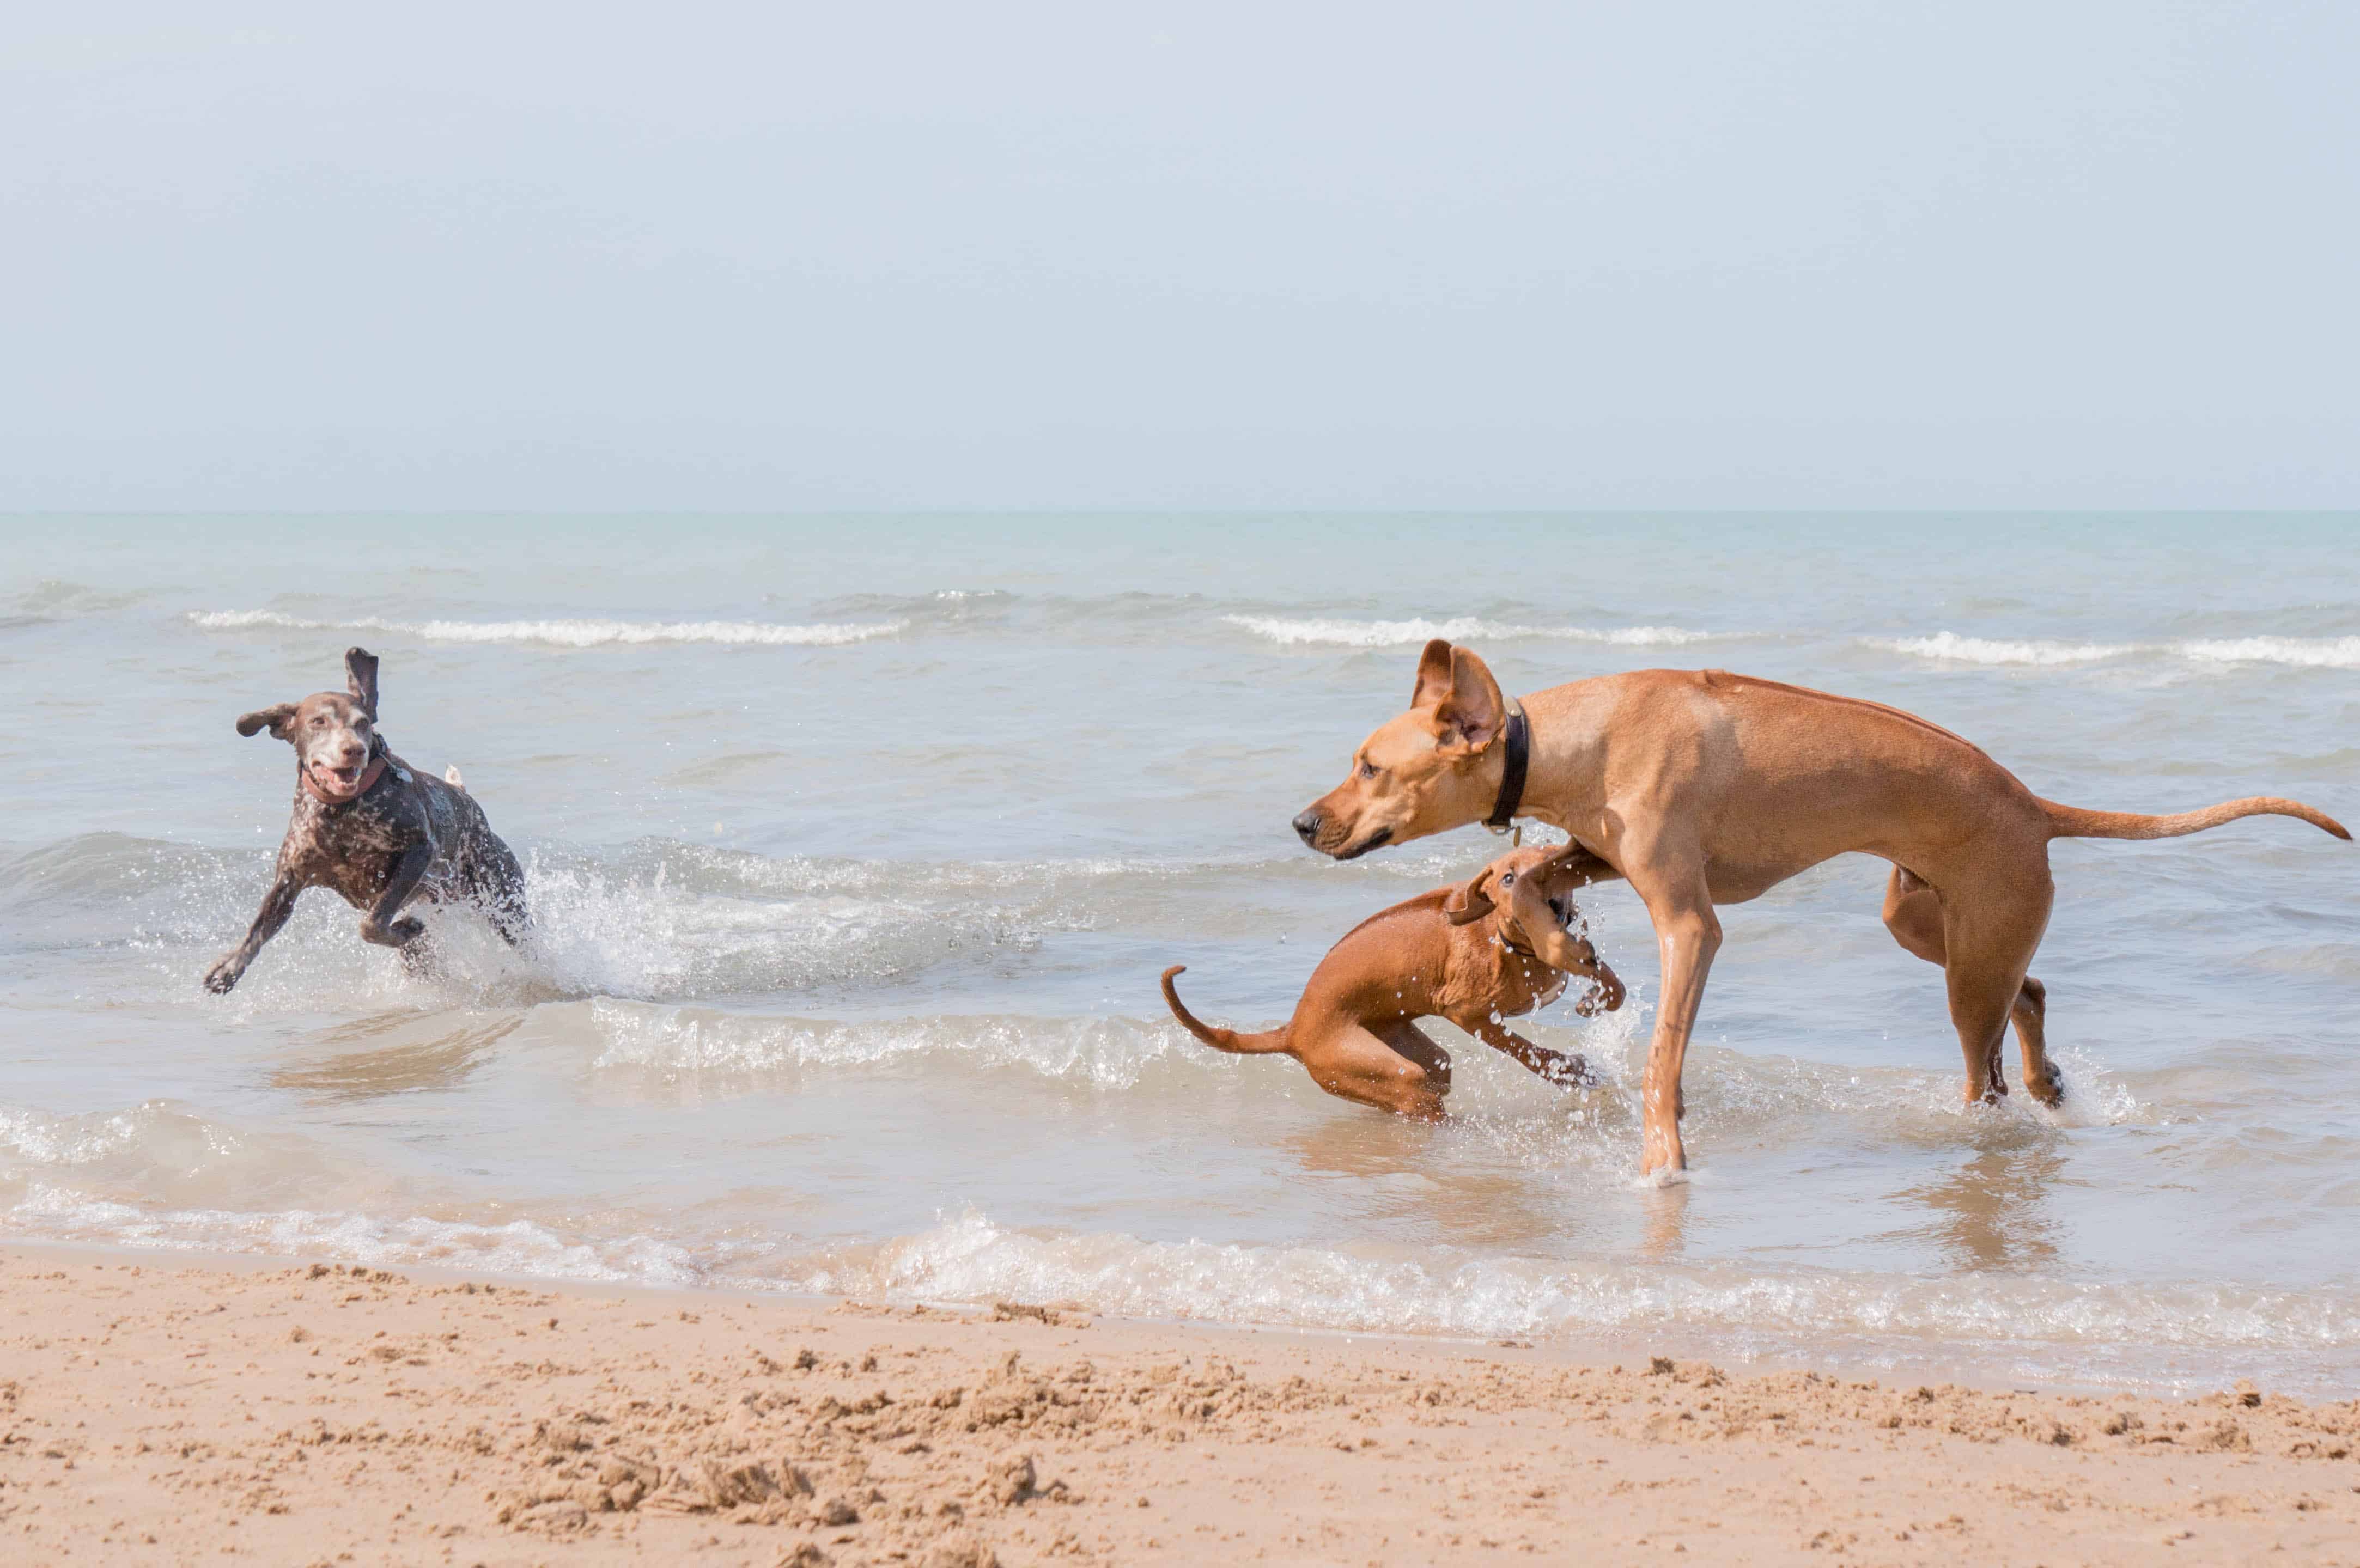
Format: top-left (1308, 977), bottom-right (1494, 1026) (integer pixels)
top-left (1292, 809), bottom-right (1322, 845)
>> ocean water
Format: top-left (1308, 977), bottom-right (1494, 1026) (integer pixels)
top-left (3, 514), bottom-right (2356, 1396)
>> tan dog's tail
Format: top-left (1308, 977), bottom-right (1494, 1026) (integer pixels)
top-left (1160, 967), bottom-right (1290, 1054)
top-left (2041, 795), bottom-right (2350, 843)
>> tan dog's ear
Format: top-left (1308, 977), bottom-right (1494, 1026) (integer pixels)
top-left (345, 646), bottom-right (380, 719)
top-left (1443, 865), bottom-right (1498, 925)
top-left (235, 703), bottom-right (298, 740)
top-left (1432, 645), bottom-right (1506, 759)
top-left (1412, 638), bottom-right (1457, 708)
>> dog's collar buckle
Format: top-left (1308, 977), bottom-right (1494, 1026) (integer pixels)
top-left (1484, 700), bottom-right (1530, 835)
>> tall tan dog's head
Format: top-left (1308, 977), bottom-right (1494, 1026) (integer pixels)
top-left (1292, 639), bottom-right (1509, 859)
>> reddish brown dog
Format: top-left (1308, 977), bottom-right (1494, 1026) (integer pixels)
top-left (1161, 842), bottom-right (1625, 1118)
top-left (1293, 640), bottom-right (2351, 1173)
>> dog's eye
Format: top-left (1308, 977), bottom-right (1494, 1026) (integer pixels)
top-left (1357, 760), bottom-right (1378, 780)
top-left (1500, 873), bottom-right (1516, 887)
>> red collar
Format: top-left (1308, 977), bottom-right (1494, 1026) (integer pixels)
top-left (302, 755), bottom-right (388, 807)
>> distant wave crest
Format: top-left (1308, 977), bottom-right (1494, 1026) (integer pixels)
top-left (2180, 636), bottom-right (2360, 669)
top-left (1225, 615), bottom-right (1734, 648)
top-left (1866, 631), bottom-right (2360, 669)
top-left (187, 609), bottom-right (904, 648)
top-left (1864, 632), bottom-right (2137, 666)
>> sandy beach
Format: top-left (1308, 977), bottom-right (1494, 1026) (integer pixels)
top-left (1, 1246), bottom-right (2354, 1567)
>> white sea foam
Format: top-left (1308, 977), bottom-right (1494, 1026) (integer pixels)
top-left (790, 1212), bottom-right (2360, 1363)
top-left (5, 1185), bottom-right (2351, 1380)
top-left (1224, 615), bottom-right (1735, 648)
top-left (1864, 632), bottom-right (2138, 666)
top-left (2180, 635), bottom-right (2360, 669)
top-left (1866, 630), bottom-right (2360, 669)
top-left (585, 1000), bottom-right (1202, 1089)
top-left (3, 1184), bottom-right (709, 1286)
top-left (187, 609), bottom-right (903, 648)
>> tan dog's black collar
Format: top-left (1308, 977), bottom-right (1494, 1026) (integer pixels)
top-left (1485, 700), bottom-right (1529, 834)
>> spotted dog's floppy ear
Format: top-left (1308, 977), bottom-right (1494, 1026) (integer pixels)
top-left (344, 646), bottom-right (380, 719)
top-left (1443, 864), bottom-right (1498, 926)
top-left (235, 703), bottom-right (298, 740)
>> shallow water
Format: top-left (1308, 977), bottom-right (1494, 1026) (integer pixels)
top-left (3, 514), bottom-right (2356, 1395)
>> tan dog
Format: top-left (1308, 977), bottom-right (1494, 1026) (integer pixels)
top-left (1293, 640), bottom-right (2351, 1173)
top-left (1160, 843), bottom-right (1625, 1118)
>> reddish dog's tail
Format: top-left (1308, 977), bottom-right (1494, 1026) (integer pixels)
top-left (2041, 795), bottom-right (2351, 843)
top-left (1160, 967), bottom-right (1291, 1054)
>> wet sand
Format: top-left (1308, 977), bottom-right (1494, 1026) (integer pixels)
top-left (2, 1244), bottom-right (2357, 1566)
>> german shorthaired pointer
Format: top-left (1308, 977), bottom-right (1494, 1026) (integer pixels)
top-left (204, 647), bottom-right (529, 993)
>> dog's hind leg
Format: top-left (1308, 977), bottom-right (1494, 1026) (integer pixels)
top-left (1369, 1020), bottom-right (1453, 1116)
top-left (485, 874), bottom-right (530, 948)
top-left (472, 841), bottom-right (532, 948)
top-left (1287, 1017), bottom-right (1451, 1118)
top-left (1882, 866), bottom-right (2060, 1105)
top-left (1932, 864), bottom-right (2054, 1111)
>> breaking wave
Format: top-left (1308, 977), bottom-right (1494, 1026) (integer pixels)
top-left (4, 1176), bottom-right (2352, 1392)
top-left (187, 609), bottom-right (904, 648)
top-left (583, 1000), bottom-right (1203, 1089)
top-left (1224, 615), bottom-right (1739, 649)
top-left (809, 1211), bottom-right (2360, 1366)
top-left (1866, 631), bottom-right (2360, 669)
top-left (2180, 635), bottom-right (2360, 668)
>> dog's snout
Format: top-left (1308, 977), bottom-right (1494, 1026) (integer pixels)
top-left (1292, 809), bottom-right (1323, 845)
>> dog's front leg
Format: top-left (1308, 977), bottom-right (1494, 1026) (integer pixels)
top-left (1461, 1015), bottom-right (1594, 1089)
top-left (204, 872), bottom-right (303, 993)
top-left (1629, 858), bottom-right (1722, 1176)
top-left (360, 843), bottom-right (434, 949)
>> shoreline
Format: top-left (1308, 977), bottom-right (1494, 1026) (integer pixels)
top-left (3, 1231), bottom-right (2345, 1406)
top-left (4, 1244), bottom-right (2357, 1565)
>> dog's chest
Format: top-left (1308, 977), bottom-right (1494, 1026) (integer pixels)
top-left (1457, 938), bottom-right (1566, 1017)
top-left (285, 793), bottom-right (440, 905)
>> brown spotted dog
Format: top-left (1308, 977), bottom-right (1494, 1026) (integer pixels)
top-left (1160, 842), bottom-right (1625, 1118)
top-left (204, 647), bottom-right (528, 993)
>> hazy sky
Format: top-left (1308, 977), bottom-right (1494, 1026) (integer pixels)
top-left (5, 3), bottom-right (2356, 509)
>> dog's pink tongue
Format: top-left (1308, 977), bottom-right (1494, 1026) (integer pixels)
top-left (313, 767), bottom-right (358, 794)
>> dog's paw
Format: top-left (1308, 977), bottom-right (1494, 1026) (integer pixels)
top-left (361, 915), bottom-right (427, 948)
top-left (1546, 1055), bottom-right (1599, 1090)
top-left (202, 961), bottom-right (241, 995)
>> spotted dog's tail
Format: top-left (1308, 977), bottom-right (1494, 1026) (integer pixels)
top-left (444, 765), bottom-right (466, 793)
